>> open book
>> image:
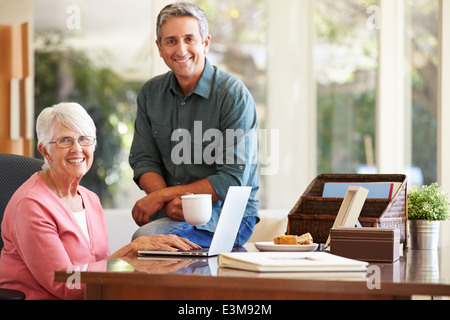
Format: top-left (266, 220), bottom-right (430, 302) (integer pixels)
top-left (218, 252), bottom-right (368, 273)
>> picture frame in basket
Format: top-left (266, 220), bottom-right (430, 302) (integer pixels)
top-left (324, 186), bottom-right (369, 249)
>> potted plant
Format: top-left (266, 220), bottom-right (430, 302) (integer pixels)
top-left (408, 183), bottom-right (450, 249)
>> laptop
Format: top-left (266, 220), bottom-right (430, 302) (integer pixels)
top-left (137, 186), bottom-right (251, 257)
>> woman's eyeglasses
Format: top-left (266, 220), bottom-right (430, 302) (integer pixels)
top-left (48, 136), bottom-right (96, 148)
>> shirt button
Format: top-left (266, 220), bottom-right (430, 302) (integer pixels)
top-left (239, 166), bottom-right (244, 170)
top-left (90, 249), bottom-right (95, 255)
top-left (181, 101), bottom-right (186, 106)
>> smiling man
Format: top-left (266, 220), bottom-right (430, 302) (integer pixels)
top-left (156, 15), bottom-right (210, 96)
top-left (129, 2), bottom-right (260, 248)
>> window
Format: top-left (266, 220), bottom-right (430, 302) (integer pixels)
top-left (315, 0), bottom-right (378, 174)
top-left (406, 0), bottom-right (439, 185)
top-left (315, 0), bottom-right (439, 187)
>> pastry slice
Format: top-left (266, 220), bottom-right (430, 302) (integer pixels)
top-left (273, 233), bottom-right (313, 245)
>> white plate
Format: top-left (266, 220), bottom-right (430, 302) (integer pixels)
top-left (254, 242), bottom-right (319, 252)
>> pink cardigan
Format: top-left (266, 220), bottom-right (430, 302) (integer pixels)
top-left (0, 173), bottom-right (110, 300)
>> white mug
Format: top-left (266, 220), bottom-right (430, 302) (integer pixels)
top-left (181, 194), bottom-right (212, 226)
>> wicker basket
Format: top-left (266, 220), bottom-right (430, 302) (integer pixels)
top-left (287, 174), bottom-right (408, 245)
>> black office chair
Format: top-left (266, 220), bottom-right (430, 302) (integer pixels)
top-left (0, 153), bottom-right (44, 300)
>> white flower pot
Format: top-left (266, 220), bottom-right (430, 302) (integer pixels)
top-left (408, 220), bottom-right (440, 250)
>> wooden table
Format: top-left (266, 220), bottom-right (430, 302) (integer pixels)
top-left (54, 245), bottom-right (450, 300)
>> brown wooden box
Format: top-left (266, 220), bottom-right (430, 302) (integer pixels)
top-left (330, 227), bottom-right (400, 262)
top-left (287, 174), bottom-right (408, 245)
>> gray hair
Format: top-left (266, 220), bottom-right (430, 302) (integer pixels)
top-left (156, 2), bottom-right (209, 44)
top-left (36, 102), bottom-right (97, 169)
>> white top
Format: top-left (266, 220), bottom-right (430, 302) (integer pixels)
top-left (72, 209), bottom-right (90, 242)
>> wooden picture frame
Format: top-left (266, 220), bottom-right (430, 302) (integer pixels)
top-left (324, 186), bottom-right (369, 249)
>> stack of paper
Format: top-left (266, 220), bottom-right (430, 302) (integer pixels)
top-left (218, 252), bottom-right (368, 273)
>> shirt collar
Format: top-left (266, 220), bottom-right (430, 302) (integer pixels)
top-left (169, 58), bottom-right (213, 99)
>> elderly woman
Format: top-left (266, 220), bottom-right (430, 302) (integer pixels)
top-left (0, 102), bottom-right (200, 300)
